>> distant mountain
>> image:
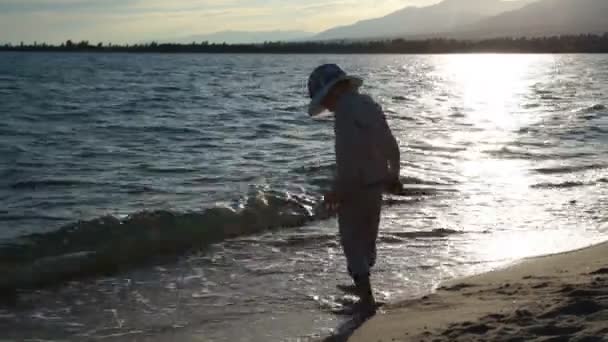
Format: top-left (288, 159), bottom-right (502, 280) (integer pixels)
top-left (457, 0), bottom-right (608, 38)
top-left (314, 0), bottom-right (535, 40)
top-left (172, 30), bottom-right (313, 44)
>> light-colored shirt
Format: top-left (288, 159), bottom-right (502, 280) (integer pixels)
top-left (333, 90), bottom-right (401, 196)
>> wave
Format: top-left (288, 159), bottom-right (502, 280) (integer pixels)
top-left (1, 213), bottom-right (70, 222)
top-left (409, 143), bottom-right (467, 153)
top-left (293, 163), bottom-right (335, 174)
top-left (449, 112), bottom-right (466, 118)
top-left (540, 94), bottom-right (562, 100)
top-left (0, 191), bottom-right (327, 292)
top-left (484, 147), bottom-right (594, 161)
top-left (392, 115), bottom-right (417, 122)
top-left (532, 163), bottom-right (607, 175)
top-left (245, 94), bottom-right (277, 102)
top-left (256, 122), bottom-right (283, 132)
top-left (530, 181), bottom-right (587, 189)
top-left (240, 226), bottom-right (465, 250)
top-left (531, 178), bottom-right (607, 189)
top-left (0, 178), bottom-right (453, 291)
top-left (137, 164), bottom-right (199, 174)
top-left (386, 228), bottom-right (464, 240)
top-left (262, 227), bottom-right (465, 248)
top-left (10, 179), bottom-right (99, 189)
top-left (534, 88), bottom-right (553, 95)
top-left (142, 125), bottom-right (202, 135)
top-left (391, 186), bottom-right (456, 197)
top-left (522, 102), bottom-right (541, 109)
top-left (9, 179), bottom-right (166, 195)
top-left (152, 85), bottom-right (182, 92)
top-left (293, 164), bottom-right (449, 187)
top-left (274, 105), bottom-right (302, 112)
top-left (399, 176), bottom-right (454, 186)
top-left (96, 123), bottom-right (202, 136)
top-left (264, 233), bottom-right (336, 248)
top-left (294, 165), bottom-right (454, 195)
top-left (578, 104), bottom-right (606, 113)
top-left (589, 126), bottom-right (608, 134)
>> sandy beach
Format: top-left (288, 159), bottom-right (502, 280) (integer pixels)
top-left (349, 241), bottom-right (608, 342)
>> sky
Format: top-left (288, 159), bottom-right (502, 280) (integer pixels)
top-left (0, 0), bottom-right (442, 44)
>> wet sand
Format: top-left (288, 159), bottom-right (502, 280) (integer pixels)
top-left (349, 241), bottom-right (608, 342)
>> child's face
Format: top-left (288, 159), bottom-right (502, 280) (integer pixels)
top-left (321, 92), bottom-right (339, 112)
top-left (321, 81), bottom-right (350, 113)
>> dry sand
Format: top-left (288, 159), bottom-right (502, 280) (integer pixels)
top-left (349, 241), bottom-right (608, 342)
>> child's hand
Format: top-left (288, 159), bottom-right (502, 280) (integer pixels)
top-left (385, 178), bottom-right (404, 195)
top-left (323, 190), bottom-right (340, 214)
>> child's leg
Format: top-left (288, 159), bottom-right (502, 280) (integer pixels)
top-left (338, 204), bottom-right (368, 283)
top-left (338, 187), bottom-right (383, 289)
top-left (366, 189), bottom-right (382, 270)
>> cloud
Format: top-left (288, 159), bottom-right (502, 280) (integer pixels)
top-left (0, 0), bottom-right (133, 13)
top-left (0, 0), bottom-right (428, 44)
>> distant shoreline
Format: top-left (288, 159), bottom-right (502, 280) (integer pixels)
top-left (2, 34), bottom-right (608, 54)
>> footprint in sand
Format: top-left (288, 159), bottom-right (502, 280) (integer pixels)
top-left (540, 299), bottom-right (604, 319)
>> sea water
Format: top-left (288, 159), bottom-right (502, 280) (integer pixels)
top-left (0, 53), bottom-right (606, 341)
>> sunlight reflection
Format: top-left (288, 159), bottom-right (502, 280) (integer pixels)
top-left (441, 55), bottom-right (540, 196)
top-left (443, 54), bottom-right (536, 131)
top-left (441, 55), bottom-right (551, 263)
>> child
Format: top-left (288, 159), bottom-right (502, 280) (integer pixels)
top-left (307, 64), bottom-right (402, 316)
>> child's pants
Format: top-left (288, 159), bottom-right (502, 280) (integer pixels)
top-left (338, 186), bottom-right (383, 282)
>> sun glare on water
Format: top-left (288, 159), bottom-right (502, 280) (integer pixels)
top-left (444, 54), bottom-right (537, 131)
top-left (433, 54), bottom-right (576, 263)
top-left (441, 54), bottom-right (540, 192)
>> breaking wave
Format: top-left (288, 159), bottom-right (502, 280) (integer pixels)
top-left (0, 190), bottom-right (328, 291)
top-left (0, 181), bottom-right (449, 292)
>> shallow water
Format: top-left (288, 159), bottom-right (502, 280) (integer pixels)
top-left (0, 53), bottom-right (607, 341)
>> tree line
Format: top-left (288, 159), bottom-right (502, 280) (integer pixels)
top-left (3, 34), bottom-right (608, 54)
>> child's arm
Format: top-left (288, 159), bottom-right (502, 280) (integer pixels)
top-left (383, 127), bottom-right (403, 194)
top-left (385, 127), bottom-right (401, 181)
top-left (365, 95), bottom-right (401, 183)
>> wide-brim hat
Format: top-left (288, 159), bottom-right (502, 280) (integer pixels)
top-left (307, 64), bottom-right (363, 116)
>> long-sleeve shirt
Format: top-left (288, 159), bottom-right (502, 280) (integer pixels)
top-left (333, 90), bottom-right (401, 197)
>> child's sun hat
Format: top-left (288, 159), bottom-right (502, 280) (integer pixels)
top-left (307, 64), bottom-right (363, 116)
